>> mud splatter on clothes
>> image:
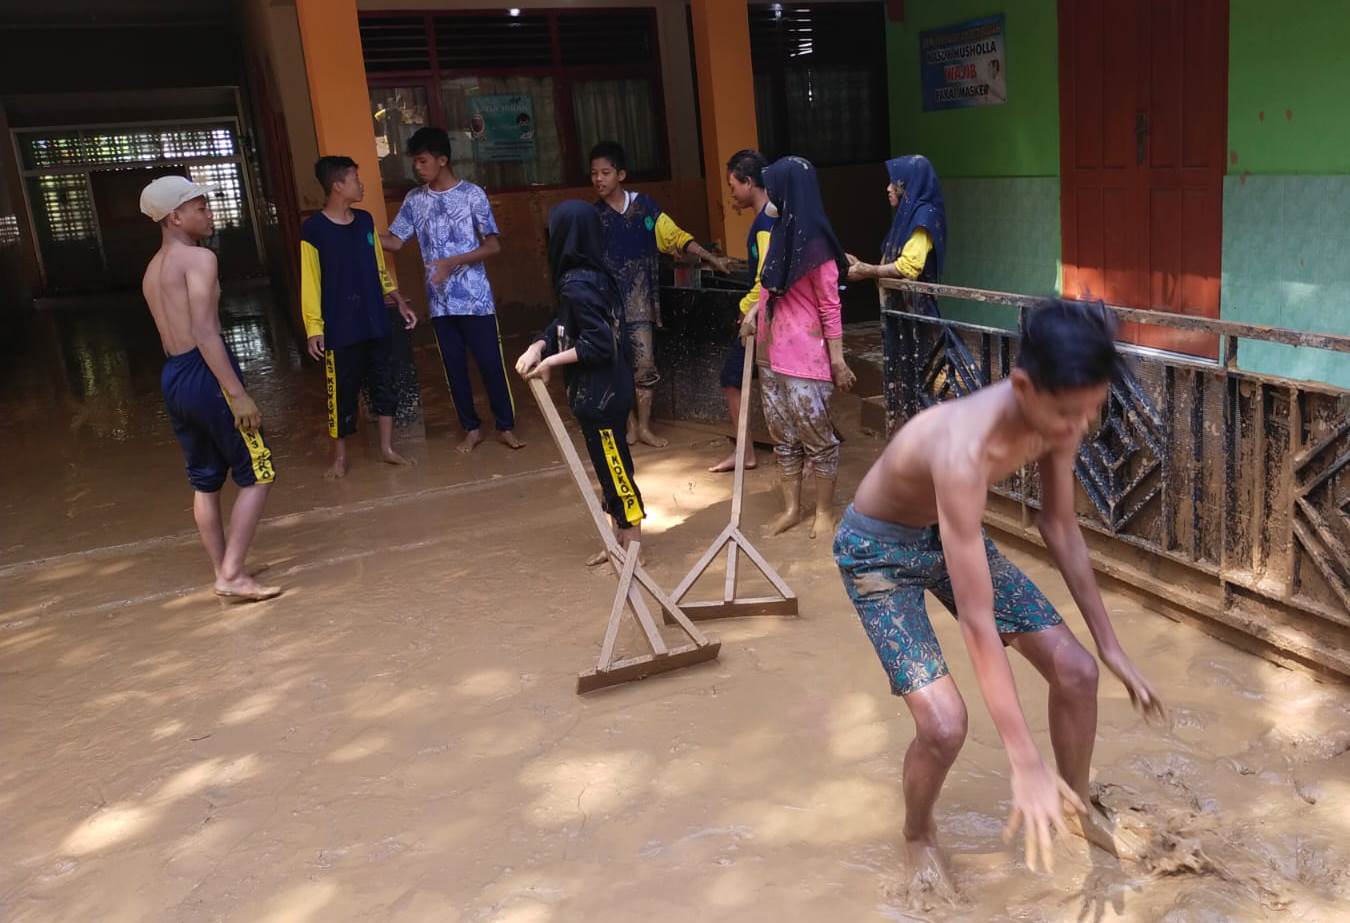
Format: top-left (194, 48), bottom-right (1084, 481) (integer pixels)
top-left (759, 367), bottom-right (839, 479)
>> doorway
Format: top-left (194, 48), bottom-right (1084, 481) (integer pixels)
top-left (13, 120), bottom-right (264, 294)
top-left (1058, 0), bottom-right (1228, 357)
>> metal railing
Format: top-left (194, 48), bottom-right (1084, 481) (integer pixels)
top-left (878, 279), bottom-right (1350, 679)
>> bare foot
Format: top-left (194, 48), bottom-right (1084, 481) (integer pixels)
top-left (457, 429), bottom-right (484, 454)
top-left (497, 430), bottom-right (526, 450)
top-left (380, 447), bottom-right (416, 467)
top-left (636, 427), bottom-right (668, 449)
top-left (586, 547), bottom-right (647, 569)
top-left (213, 573), bottom-right (282, 602)
top-left (323, 457), bottom-right (348, 480)
top-left (904, 840), bottom-right (960, 910)
top-left (708, 451), bottom-right (758, 473)
top-left (808, 509), bottom-right (836, 540)
top-left (765, 509), bottom-right (800, 536)
top-left (1071, 802), bottom-right (1147, 861)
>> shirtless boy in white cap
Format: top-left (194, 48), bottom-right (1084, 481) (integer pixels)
top-left (140, 175), bottom-right (281, 601)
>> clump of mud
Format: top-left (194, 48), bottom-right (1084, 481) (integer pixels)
top-left (1092, 728), bottom-right (1350, 918)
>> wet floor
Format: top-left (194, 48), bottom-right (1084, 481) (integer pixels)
top-left (2, 292), bottom-right (1349, 922)
top-left (0, 286), bottom-right (547, 565)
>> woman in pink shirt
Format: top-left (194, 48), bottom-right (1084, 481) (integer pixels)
top-left (741, 156), bottom-right (856, 539)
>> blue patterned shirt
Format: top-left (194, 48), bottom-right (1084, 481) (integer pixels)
top-left (389, 181), bottom-right (500, 317)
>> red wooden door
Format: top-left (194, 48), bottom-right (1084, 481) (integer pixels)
top-left (1059, 0), bottom-right (1227, 357)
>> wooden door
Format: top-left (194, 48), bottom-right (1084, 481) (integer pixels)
top-left (1059, 0), bottom-right (1228, 357)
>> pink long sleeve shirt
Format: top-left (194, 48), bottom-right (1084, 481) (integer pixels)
top-left (758, 260), bottom-right (843, 382)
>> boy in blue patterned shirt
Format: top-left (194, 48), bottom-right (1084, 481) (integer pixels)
top-left (381, 127), bottom-right (524, 454)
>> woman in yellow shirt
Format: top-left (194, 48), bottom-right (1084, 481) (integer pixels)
top-left (846, 155), bottom-right (947, 317)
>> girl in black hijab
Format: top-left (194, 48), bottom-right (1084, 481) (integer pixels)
top-left (740, 156), bottom-right (855, 540)
top-left (516, 201), bottom-right (646, 559)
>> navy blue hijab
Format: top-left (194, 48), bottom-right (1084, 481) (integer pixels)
top-left (759, 156), bottom-right (848, 296)
top-left (880, 155), bottom-right (946, 278)
top-left (548, 199), bottom-right (621, 304)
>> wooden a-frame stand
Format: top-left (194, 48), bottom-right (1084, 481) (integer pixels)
top-left (526, 377), bottom-right (721, 694)
top-left (669, 335), bottom-right (798, 621)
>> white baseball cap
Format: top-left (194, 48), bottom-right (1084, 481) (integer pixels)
top-left (139, 175), bottom-right (216, 221)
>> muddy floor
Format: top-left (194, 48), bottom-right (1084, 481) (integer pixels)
top-left (3, 298), bottom-right (1349, 922)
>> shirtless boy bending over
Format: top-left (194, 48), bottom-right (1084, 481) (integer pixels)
top-left (140, 176), bottom-right (281, 601)
top-left (834, 299), bottom-right (1163, 896)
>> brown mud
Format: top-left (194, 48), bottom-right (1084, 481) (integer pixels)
top-left (3, 298), bottom-right (1349, 921)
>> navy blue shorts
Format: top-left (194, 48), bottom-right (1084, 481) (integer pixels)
top-left (325, 335), bottom-right (396, 438)
top-left (161, 346), bottom-right (276, 493)
top-left (719, 335), bottom-right (750, 389)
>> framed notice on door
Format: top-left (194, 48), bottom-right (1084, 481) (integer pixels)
top-left (919, 15), bottom-right (1007, 111)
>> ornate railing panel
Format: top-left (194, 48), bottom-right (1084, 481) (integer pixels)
top-left (880, 281), bottom-right (1350, 678)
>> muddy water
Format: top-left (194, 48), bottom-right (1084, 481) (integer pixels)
top-left (2, 298), bottom-right (1349, 921)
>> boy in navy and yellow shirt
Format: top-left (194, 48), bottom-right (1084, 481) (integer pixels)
top-left (709, 148), bottom-right (775, 473)
top-left (301, 156), bottom-right (418, 479)
top-left (589, 140), bottom-right (731, 448)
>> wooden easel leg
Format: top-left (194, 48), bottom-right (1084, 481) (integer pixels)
top-left (524, 378), bottom-right (719, 693)
top-left (596, 542), bottom-right (639, 670)
top-left (668, 337), bottom-right (799, 621)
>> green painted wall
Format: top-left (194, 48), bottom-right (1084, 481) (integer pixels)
top-left (882, 1), bottom-right (1349, 388)
top-left (885, 1), bottom-right (1060, 328)
top-left (1227, 0), bottom-right (1350, 176)
top-left (886, 0), bottom-right (1059, 177)
top-left (1224, 0), bottom-right (1350, 388)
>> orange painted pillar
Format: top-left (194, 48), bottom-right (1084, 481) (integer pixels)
top-left (294, 0), bottom-right (391, 239)
top-left (690, 0), bottom-right (759, 259)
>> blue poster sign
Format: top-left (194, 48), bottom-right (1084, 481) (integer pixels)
top-left (919, 15), bottom-right (1007, 111)
top-left (469, 94), bottom-right (536, 163)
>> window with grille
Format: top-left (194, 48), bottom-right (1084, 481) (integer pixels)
top-left (358, 8), bottom-right (668, 190)
top-left (14, 121), bottom-right (254, 284)
top-left (0, 214), bottom-right (19, 247)
top-left (188, 162), bottom-right (246, 230)
top-left (749, 2), bottom-right (890, 166)
top-left (30, 174), bottom-right (95, 243)
top-left (20, 127), bottom-right (237, 170)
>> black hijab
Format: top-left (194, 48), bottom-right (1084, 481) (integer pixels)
top-left (881, 155), bottom-right (946, 278)
top-left (758, 156), bottom-right (848, 297)
top-left (547, 199), bottom-right (621, 304)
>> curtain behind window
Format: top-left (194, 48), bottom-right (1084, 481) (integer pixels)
top-left (784, 65), bottom-right (879, 165)
top-left (572, 78), bottom-right (659, 175)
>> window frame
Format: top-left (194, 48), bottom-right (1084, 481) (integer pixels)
top-left (362, 7), bottom-right (671, 195)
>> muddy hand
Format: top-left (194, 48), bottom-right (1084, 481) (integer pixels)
top-left (525, 358), bottom-right (552, 383)
top-left (230, 391), bottom-right (263, 433)
top-left (739, 308), bottom-right (758, 339)
top-left (389, 293), bottom-right (418, 330)
top-left (832, 360), bottom-right (857, 392)
top-left (515, 346), bottom-right (542, 378)
top-left (1101, 647), bottom-right (1167, 725)
top-left (1004, 765), bottom-right (1086, 873)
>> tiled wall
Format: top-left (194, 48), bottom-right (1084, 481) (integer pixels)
top-left (936, 177), bottom-right (1061, 329)
top-left (1221, 175), bottom-right (1350, 389)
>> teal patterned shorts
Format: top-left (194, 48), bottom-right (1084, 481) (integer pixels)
top-left (834, 504), bottom-right (1062, 696)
